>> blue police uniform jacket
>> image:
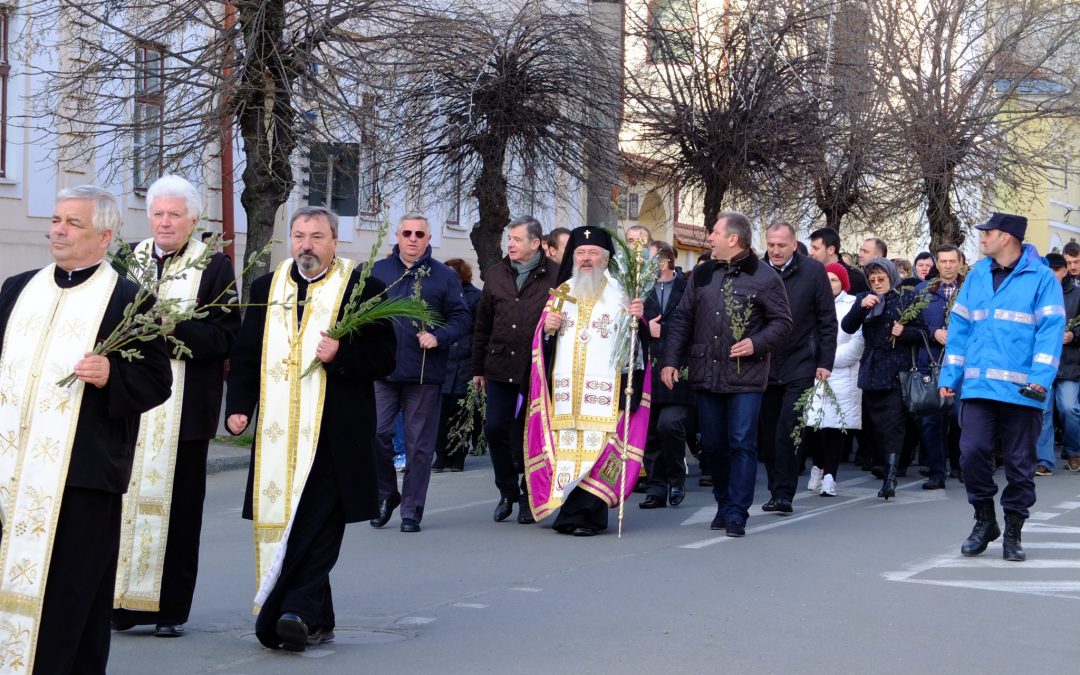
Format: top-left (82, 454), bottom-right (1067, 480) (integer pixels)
top-left (939, 243), bottom-right (1066, 409)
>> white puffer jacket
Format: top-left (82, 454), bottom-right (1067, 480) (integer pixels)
top-left (805, 291), bottom-right (863, 430)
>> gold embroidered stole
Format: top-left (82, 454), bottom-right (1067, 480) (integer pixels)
top-left (547, 272), bottom-right (626, 500)
top-left (252, 258), bottom-right (353, 611)
top-left (113, 239), bottom-right (206, 611)
top-left (0, 263), bottom-right (117, 674)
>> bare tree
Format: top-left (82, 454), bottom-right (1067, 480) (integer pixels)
top-left (870, 0), bottom-right (1080, 249)
top-left (623, 0), bottom-right (828, 230)
top-left (379, 1), bottom-right (620, 276)
top-left (24, 0), bottom-right (427, 301)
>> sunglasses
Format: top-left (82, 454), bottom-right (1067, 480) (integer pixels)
top-left (399, 230), bottom-right (428, 239)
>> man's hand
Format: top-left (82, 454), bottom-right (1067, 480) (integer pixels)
top-left (890, 321), bottom-right (904, 338)
top-left (472, 375), bottom-right (485, 390)
top-left (226, 414), bottom-right (249, 434)
top-left (861, 294), bottom-right (880, 309)
top-left (1065, 331), bottom-right (1075, 345)
top-left (939, 387), bottom-right (955, 399)
top-left (628, 298), bottom-right (644, 320)
top-left (544, 311), bottom-right (564, 335)
top-left (730, 338), bottom-right (754, 359)
top-left (934, 328), bottom-right (948, 346)
top-left (73, 353), bottom-right (110, 389)
top-left (418, 331), bottom-right (438, 349)
top-left (660, 366), bottom-right (679, 390)
top-left (316, 331), bottom-right (340, 363)
top-left (648, 316), bottom-right (662, 339)
top-left (816, 368), bottom-right (831, 381)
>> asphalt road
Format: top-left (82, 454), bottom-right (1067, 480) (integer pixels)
top-left (109, 459), bottom-right (1080, 674)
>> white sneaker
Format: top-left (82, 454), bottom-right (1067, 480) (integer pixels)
top-left (820, 474), bottom-right (836, 497)
top-left (807, 466), bottom-right (824, 492)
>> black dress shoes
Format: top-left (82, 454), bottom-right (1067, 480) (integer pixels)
top-left (710, 513), bottom-right (726, 531)
top-left (762, 498), bottom-right (793, 514)
top-left (370, 493), bottom-right (401, 529)
top-left (639, 495), bottom-right (666, 509)
top-left (154, 624), bottom-right (185, 638)
top-left (572, 526), bottom-right (597, 537)
top-left (276, 613), bottom-right (309, 652)
top-left (725, 521), bottom-right (746, 537)
top-left (400, 518), bottom-right (421, 533)
top-left (922, 478), bottom-right (946, 490)
top-left (494, 497), bottom-right (514, 522)
top-left (668, 485), bottom-right (686, 507)
top-left (111, 621), bottom-right (135, 632)
top-left (517, 502), bottom-right (536, 524)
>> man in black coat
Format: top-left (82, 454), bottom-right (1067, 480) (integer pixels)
top-left (639, 241), bottom-right (694, 509)
top-left (808, 227), bottom-right (869, 294)
top-left (113, 176), bottom-right (240, 638)
top-left (0, 186), bottom-right (173, 673)
top-left (226, 206), bottom-right (397, 652)
top-left (472, 216), bottom-right (559, 524)
top-left (758, 222), bottom-right (837, 514)
top-left (661, 212), bottom-right (792, 536)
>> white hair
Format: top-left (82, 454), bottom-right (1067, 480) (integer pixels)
top-left (146, 175), bottom-right (203, 222)
top-left (56, 185), bottom-right (122, 234)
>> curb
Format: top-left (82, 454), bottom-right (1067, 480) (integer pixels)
top-left (207, 453), bottom-right (250, 475)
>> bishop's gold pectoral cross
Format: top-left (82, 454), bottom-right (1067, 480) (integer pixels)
top-left (550, 284), bottom-right (577, 314)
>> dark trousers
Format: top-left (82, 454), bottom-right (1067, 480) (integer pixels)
top-left (918, 410), bottom-right (948, 481)
top-left (114, 438), bottom-right (209, 626)
top-left (695, 390), bottom-right (762, 526)
top-left (862, 389), bottom-right (906, 465)
top-left (33, 487), bottom-right (122, 675)
top-left (484, 381), bottom-right (528, 502)
top-left (255, 449), bottom-right (346, 648)
top-left (552, 487), bottom-right (608, 531)
top-left (373, 381), bottom-right (441, 521)
top-left (759, 378), bottom-right (813, 501)
top-left (959, 398), bottom-right (1040, 518)
top-left (808, 427), bottom-right (845, 478)
top-left (643, 403), bottom-right (689, 499)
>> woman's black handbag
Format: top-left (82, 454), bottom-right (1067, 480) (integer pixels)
top-left (898, 332), bottom-right (952, 416)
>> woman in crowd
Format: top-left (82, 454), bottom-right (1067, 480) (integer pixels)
top-left (806, 263), bottom-right (864, 497)
top-left (841, 258), bottom-right (919, 499)
top-left (433, 258), bottom-right (482, 472)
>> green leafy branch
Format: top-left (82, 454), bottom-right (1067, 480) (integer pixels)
top-left (607, 228), bottom-right (662, 370)
top-left (790, 379), bottom-right (847, 449)
top-left (724, 279), bottom-right (754, 374)
top-left (445, 383), bottom-right (487, 458)
top-left (892, 287), bottom-right (931, 347)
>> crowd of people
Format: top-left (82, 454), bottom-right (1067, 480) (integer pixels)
top-left (0, 177), bottom-right (1077, 670)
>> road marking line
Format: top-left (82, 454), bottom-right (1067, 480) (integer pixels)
top-left (935, 558), bottom-right (1080, 569)
top-left (893, 579), bottom-right (1080, 596)
top-left (680, 476), bottom-right (884, 526)
top-left (1028, 511), bottom-right (1059, 521)
top-left (1025, 523), bottom-right (1080, 533)
top-left (508, 587), bottom-right (542, 593)
top-left (396, 617), bottom-right (436, 626)
top-left (425, 500), bottom-right (494, 515)
top-left (453, 603), bottom-right (488, 609)
top-left (680, 481), bottom-right (922, 549)
top-left (986, 541), bottom-right (1080, 549)
top-left (1052, 501), bottom-right (1080, 509)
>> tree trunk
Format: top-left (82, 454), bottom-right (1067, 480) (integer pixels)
top-left (236, 0), bottom-right (296, 306)
top-left (924, 171), bottom-right (963, 251)
top-left (470, 143), bottom-right (511, 279)
top-left (702, 177), bottom-right (728, 232)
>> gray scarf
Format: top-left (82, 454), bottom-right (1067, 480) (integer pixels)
top-left (863, 257), bottom-right (902, 320)
top-left (510, 250), bottom-right (543, 292)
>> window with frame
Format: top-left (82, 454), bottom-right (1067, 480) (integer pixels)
top-left (133, 44), bottom-right (164, 191)
top-left (0, 9), bottom-right (11, 178)
top-left (358, 93), bottom-right (380, 214)
top-left (648, 0), bottom-right (694, 64)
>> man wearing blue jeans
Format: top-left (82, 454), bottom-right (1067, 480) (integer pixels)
top-left (661, 211), bottom-right (791, 536)
top-left (1036, 254), bottom-right (1080, 474)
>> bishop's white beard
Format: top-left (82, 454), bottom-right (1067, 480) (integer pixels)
top-left (572, 265), bottom-right (606, 302)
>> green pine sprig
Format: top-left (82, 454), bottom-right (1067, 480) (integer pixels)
top-left (790, 379), bottom-right (848, 449)
top-left (724, 279), bottom-right (754, 374)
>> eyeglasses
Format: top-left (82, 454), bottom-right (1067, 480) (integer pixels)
top-left (399, 230), bottom-right (428, 239)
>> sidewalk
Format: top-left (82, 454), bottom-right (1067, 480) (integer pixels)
top-left (207, 440), bottom-right (250, 475)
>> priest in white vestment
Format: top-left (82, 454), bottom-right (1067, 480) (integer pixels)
top-left (0, 186), bottom-right (172, 674)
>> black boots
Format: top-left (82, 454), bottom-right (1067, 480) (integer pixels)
top-left (878, 453), bottom-right (897, 500)
top-left (1002, 512), bottom-right (1026, 562)
top-left (961, 501), bottom-right (1001, 557)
